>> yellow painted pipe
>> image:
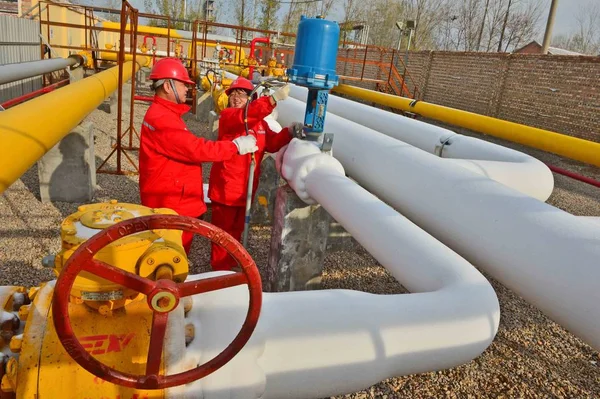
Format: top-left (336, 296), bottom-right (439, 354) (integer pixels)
top-left (100, 51), bottom-right (153, 67)
top-left (101, 21), bottom-right (185, 39)
top-left (0, 57), bottom-right (148, 194)
top-left (101, 22), bottom-right (246, 62)
top-left (333, 84), bottom-right (600, 168)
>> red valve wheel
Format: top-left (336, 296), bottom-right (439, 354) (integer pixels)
top-left (52, 214), bottom-right (262, 389)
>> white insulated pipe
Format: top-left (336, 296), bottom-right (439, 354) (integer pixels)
top-left (0, 57), bottom-right (78, 85)
top-left (181, 140), bottom-right (499, 398)
top-left (287, 85), bottom-right (554, 201)
top-left (276, 96), bottom-right (600, 351)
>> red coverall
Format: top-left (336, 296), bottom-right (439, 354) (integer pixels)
top-left (139, 95), bottom-right (238, 253)
top-left (208, 96), bottom-right (292, 270)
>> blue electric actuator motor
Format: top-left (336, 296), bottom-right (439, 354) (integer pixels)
top-left (287, 16), bottom-right (340, 144)
top-left (288, 15), bottom-right (340, 89)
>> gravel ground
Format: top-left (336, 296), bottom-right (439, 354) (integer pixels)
top-left (0, 96), bottom-right (599, 398)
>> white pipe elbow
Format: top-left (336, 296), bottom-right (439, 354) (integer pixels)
top-left (276, 138), bottom-right (345, 204)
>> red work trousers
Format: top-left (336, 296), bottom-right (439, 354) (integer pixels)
top-left (210, 202), bottom-right (246, 271)
top-left (181, 213), bottom-right (206, 255)
top-left (182, 231), bottom-right (194, 255)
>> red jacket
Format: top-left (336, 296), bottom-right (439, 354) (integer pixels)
top-left (139, 96), bottom-right (238, 217)
top-left (208, 96), bottom-right (292, 206)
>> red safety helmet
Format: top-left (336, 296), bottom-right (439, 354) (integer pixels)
top-left (149, 57), bottom-right (194, 84)
top-left (225, 77), bottom-right (254, 96)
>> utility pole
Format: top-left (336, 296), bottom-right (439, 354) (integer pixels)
top-left (541, 0), bottom-right (559, 54)
top-left (497, 0), bottom-right (512, 52)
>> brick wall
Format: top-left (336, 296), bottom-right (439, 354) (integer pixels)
top-left (337, 50), bottom-right (600, 143)
top-left (498, 55), bottom-right (599, 142)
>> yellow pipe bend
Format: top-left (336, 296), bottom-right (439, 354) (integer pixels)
top-left (333, 84), bottom-right (600, 168)
top-left (0, 57), bottom-right (148, 193)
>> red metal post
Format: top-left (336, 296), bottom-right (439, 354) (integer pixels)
top-left (360, 45), bottom-right (368, 80)
top-left (546, 165), bottom-right (600, 189)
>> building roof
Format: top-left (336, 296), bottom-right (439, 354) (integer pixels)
top-left (547, 46), bottom-right (583, 56)
top-left (0, 1), bottom-right (18, 15)
top-left (513, 40), bottom-right (583, 56)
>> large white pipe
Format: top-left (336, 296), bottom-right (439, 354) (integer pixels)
top-left (0, 57), bottom-right (78, 85)
top-left (288, 85), bottom-right (554, 201)
top-left (276, 96), bottom-right (600, 351)
top-left (180, 140), bottom-right (499, 398)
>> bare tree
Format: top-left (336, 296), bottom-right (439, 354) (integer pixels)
top-left (570, 2), bottom-right (600, 54)
top-left (143, 0), bottom-right (187, 28)
top-left (432, 0), bottom-right (543, 52)
top-left (339, 0), bottom-right (367, 44)
top-left (499, 0), bottom-right (544, 51)
top-left (435, 7), bottom-right (460, 50)
top-left (258, 0), bottom-right (281, 31)
top-left (233, 0), bottom-right (252, 27)
top-left (476, 0), bottom-right (491, 50)
top-left (279, 0), bottom-right (339, 40)
top-left (551, 4), bottom-right (600, 55)
top-left (404, 0), bottom-right (449, 50)
top-left (497, 0), bottom-right (512, 51)
top-left (280, 1), bottom-right (303, 38)
top-left (483, 0), bottom-right (508, 51)
top-left (361, 0), bottom-right (406, 49)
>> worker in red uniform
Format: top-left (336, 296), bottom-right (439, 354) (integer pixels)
top-left (139, 58), bottom-right (258, 254)
top-left (208, 77), bottom-right (304, 271)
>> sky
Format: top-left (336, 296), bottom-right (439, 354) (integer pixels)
top-left (94, 0), bottom-right (595, 39)
top-left (552, 0), bottom-right (595, 36)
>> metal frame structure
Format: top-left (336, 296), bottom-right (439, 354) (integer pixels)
top-left (26, 1), bottom-right (422, 177)
top-left (96, 1), bottom-right (139, 175)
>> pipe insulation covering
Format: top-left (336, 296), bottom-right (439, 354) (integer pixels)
top-left (0, 56), bottom-right (79, 85)
top-left (288, 84), bottom-right (554, 201)
top-left (181, 139), bottom-right (499, 398)
top-left (332, 84), bottom-right (600, 168)
top-left (276, 96), bottom-right (600, 351)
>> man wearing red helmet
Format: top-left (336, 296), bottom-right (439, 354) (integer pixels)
top-left (139, 58), bottom-right (259, 254)
top-left (208, 76), bottom-right (304, 271)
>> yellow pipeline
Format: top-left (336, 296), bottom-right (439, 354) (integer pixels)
top-left (333, 84), bottom-right (600, 168)
top-left (0, 57), bottom-right (148, 194)
top-left (100, 51), bottom-right (153, 67)
top-left (102, 21), bottom-right (185, 39)
top-left (101, 22), bottom-right (246, 62)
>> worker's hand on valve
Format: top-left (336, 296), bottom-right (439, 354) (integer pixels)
top-left (233, 135), bottom-right (259, 155)
top-left (288, 122), bottom-right (305, 139)
top-left (271, 84), bottom-right (290, 102)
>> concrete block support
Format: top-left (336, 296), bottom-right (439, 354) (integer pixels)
top-left (195, 90), bottom-right (214, 122)
top-left (137, 68), bottom-right (147, 85)
top-left (266, 185), bottom-right (331, 292)
top-left (38, 122), bottom-right (96, 203)
top-left (108, 82), bottom-right (132, 115)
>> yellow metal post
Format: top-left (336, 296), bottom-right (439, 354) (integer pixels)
top-left (333, 84), bottom-right (600, 168)
top-left (0, 57), bottom-right (148, 194)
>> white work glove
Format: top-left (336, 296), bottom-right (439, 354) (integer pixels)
top-left (288, 122), bottom-right (305, 139)
top-left (271, 84), bottom-right (290, 103)
top-left (232, 135), bottom-right (258, 155)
